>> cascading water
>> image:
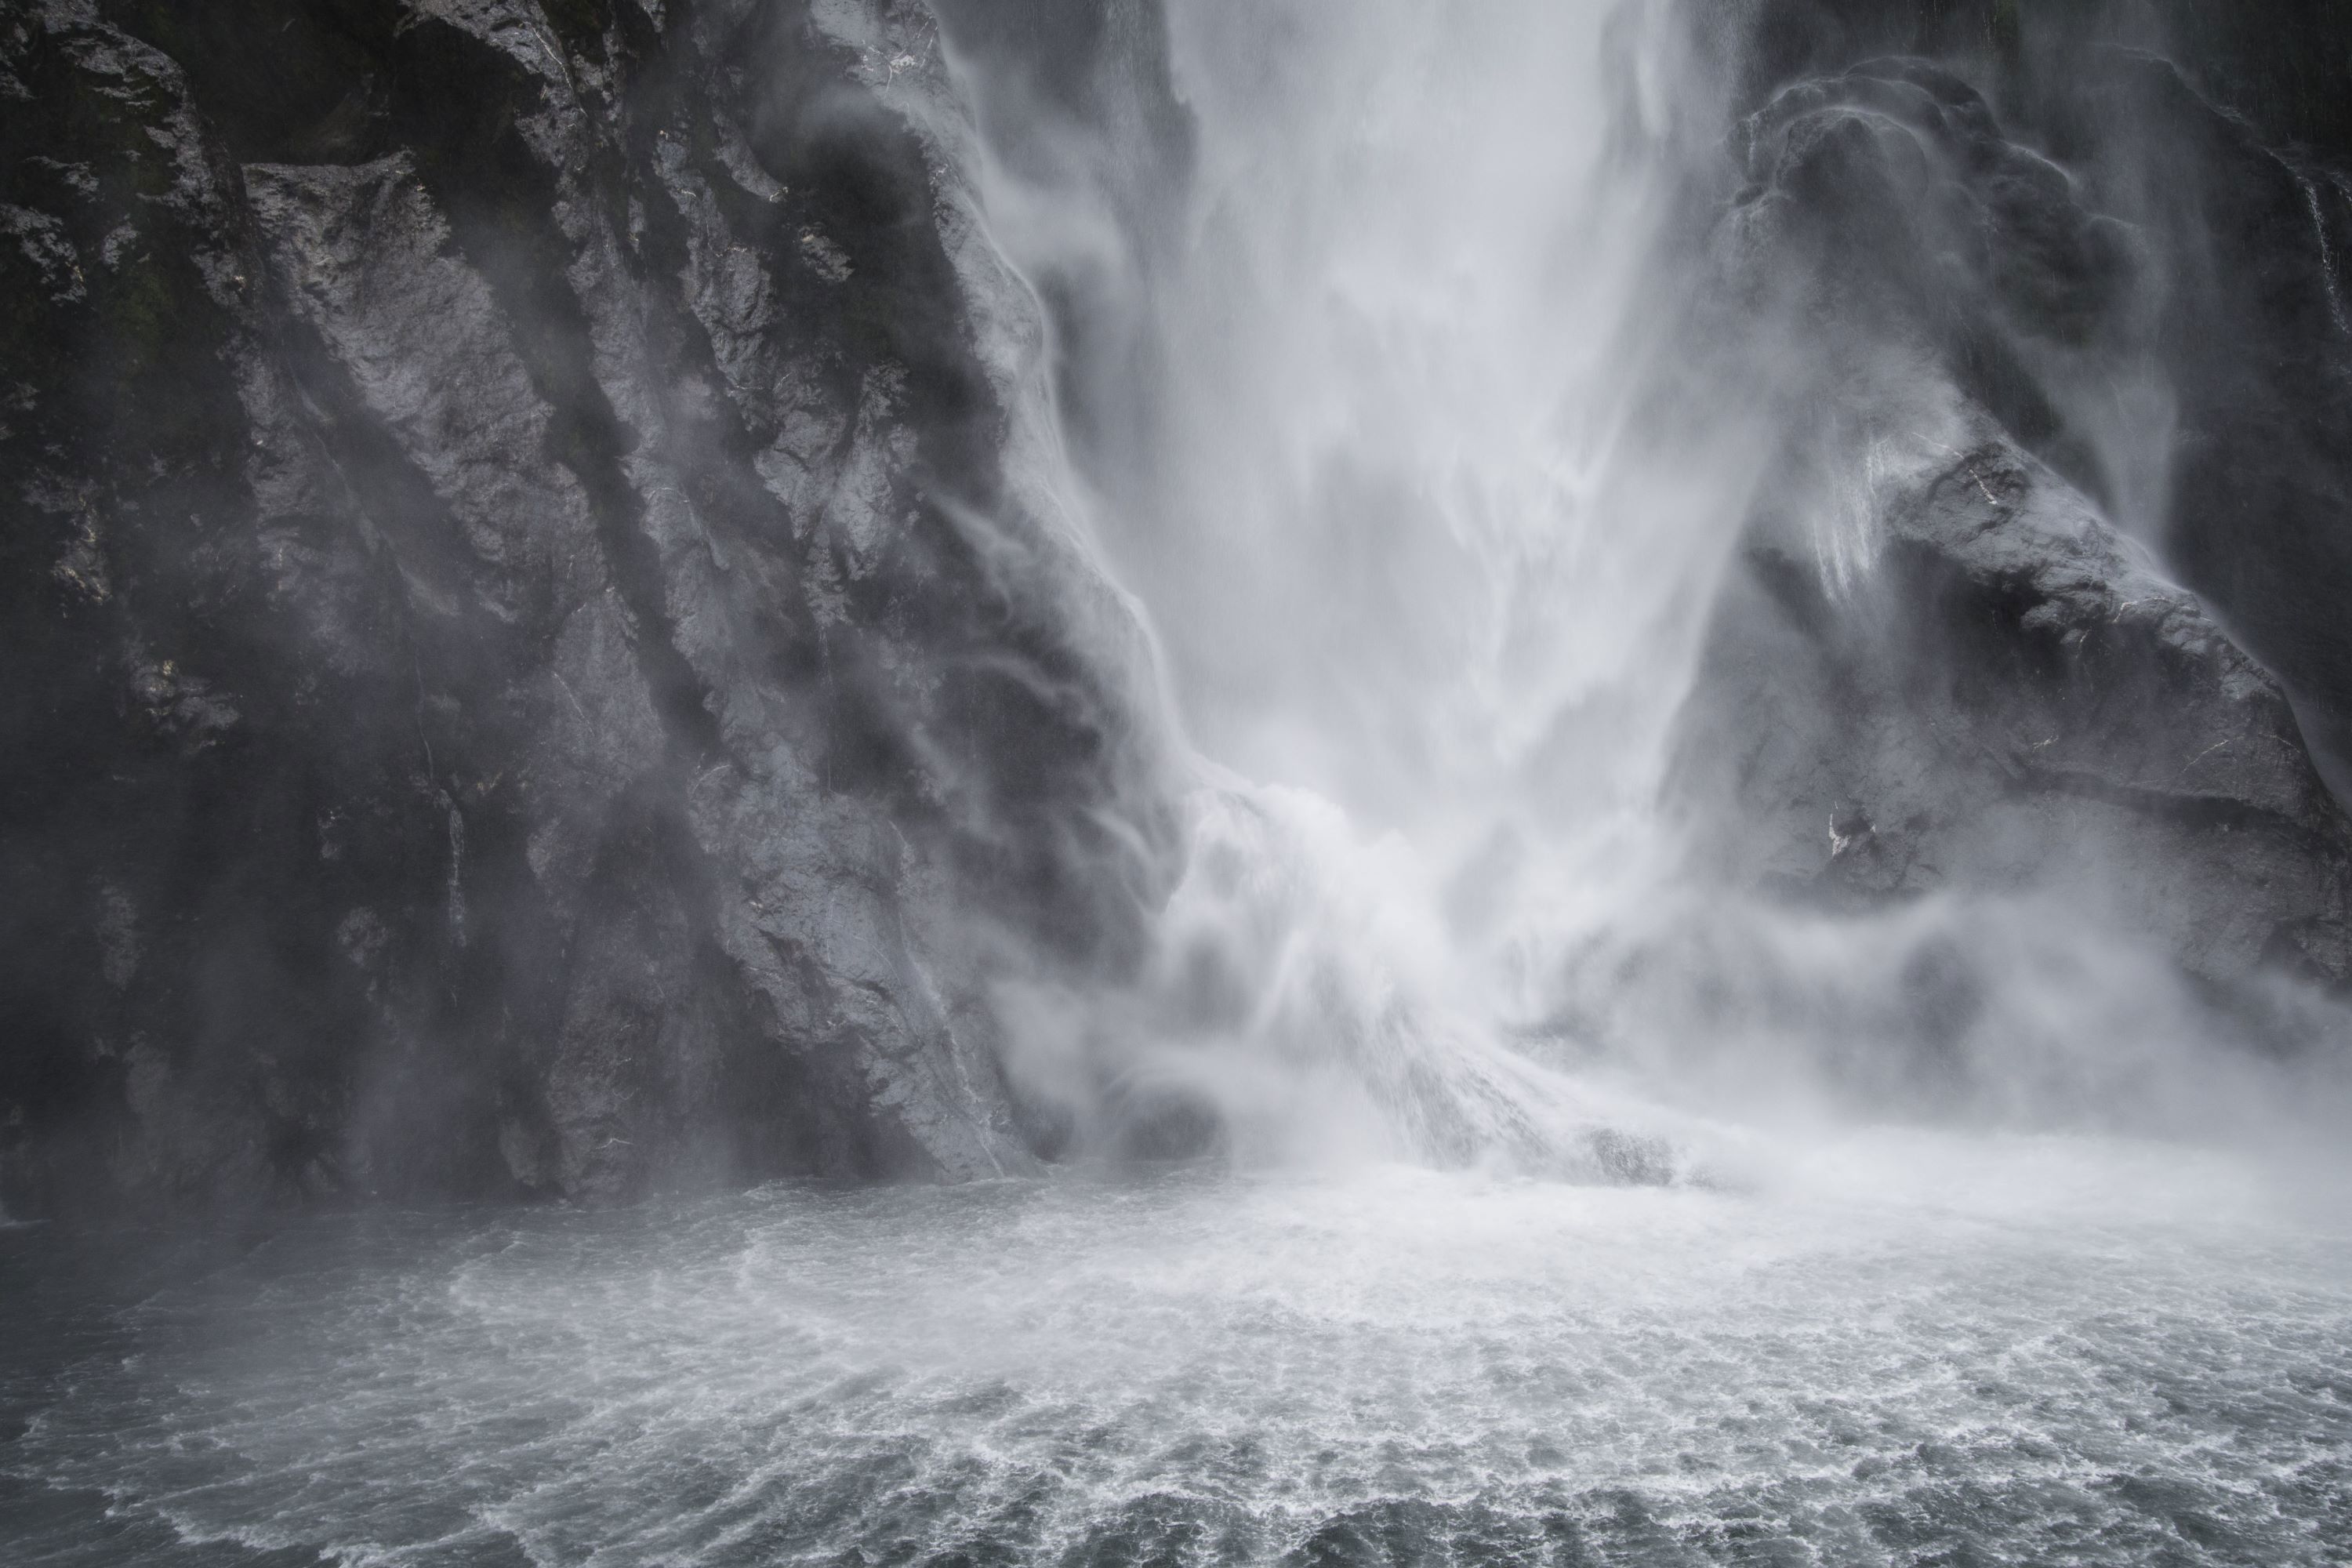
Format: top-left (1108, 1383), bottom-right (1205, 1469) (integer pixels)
top-left (947, 0), bottom-right (2352, 1170)
top-left (956, 0), bottom-right (1780, 1175)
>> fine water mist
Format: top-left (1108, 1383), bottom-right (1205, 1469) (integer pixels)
top-left (940, 0), bottom-right (1761, 1172)
top-left (937, 0), bottom-right (2352, 1171)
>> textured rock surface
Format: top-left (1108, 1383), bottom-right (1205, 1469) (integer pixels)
top-left (0, 0), bottom-right (1171, 1214)
top-left (1739, 1), bottom-right (2352, 162)
top-left (1733, 9), bottom-right (2352, 790)
top-left (2055, 49), bottom-right (2352, 797)
top-left (1675, 56), bottom-right (2352, 994)
top-left (1680, 425), bottom-right (2352, 987)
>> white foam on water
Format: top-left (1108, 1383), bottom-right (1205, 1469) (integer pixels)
top-left (5, 1140), bottom-right (2349, 1564)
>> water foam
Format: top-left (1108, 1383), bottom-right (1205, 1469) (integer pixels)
top-left (3, 1147), bottom-right (2347, 1565)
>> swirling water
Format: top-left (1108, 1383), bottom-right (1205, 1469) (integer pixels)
top-left (4, 1135), bottom-right (2348, 1566)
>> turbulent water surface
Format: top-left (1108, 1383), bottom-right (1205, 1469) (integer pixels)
top-left (5, 1139), bottom-right (2349, 1566)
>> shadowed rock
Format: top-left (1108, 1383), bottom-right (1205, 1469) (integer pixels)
top-left (0, 0), bottom-right (1174, 1214)
top-left (1677, 57), bottom-right (2352, 1001)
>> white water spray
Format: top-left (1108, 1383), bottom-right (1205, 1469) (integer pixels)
top-left (939, 0), bottom-right (2351, 1171)
top-left (941, 0), bottom-right (1779, 1171)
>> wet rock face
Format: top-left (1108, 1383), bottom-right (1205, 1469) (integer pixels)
top-left (1719, 24), bottom-right (2352, 799)
top-left (1722, 57), bottom-right (2148, 516)
top-left (1681, 428), bottom-right (2352, 989)
top-left (0, 0), bottom-right (1173, 1214)
top-left (1679, 56), bottom-right (2352, 998)
top-left (2056, 50), bottom-right (2352, 798)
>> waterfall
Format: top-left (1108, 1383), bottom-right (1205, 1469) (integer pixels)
top-left (937, 0), bottom-right (2352, 1170)
top-left (934, 0), bottom-right (1773, 1171)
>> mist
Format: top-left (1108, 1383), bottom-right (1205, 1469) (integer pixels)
top-left (924, 0), bottom-right (2352, 1174)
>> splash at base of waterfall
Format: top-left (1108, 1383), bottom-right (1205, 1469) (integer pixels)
top-left (5, 1134), bottom-right (2348, 1566)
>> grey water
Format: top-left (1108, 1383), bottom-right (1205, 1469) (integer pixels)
top-left (5, 1138), bottom-right (2349, 1566)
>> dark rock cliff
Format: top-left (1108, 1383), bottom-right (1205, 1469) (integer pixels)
top-left (1725, 4), bottom-right (2352, 793)
top-left (1673, 52), bottom-right (2352, 1011)
top-left (0, 0), bottom-right (1174, 1215)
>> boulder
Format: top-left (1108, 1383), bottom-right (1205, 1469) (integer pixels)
top-left (1675, 56), bottom-right (2352, 995)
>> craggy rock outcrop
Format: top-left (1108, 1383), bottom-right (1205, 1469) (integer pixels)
top-left (1681, 426), bottom-right (2352, 988)
top-left (2054, 49), bottom-right (2352, 797)
top-left (1675, 57), bottom-right (2352, 994)
top-left (1728, 13), bottom-right (2352, 792)
top-left (1740, 1), bottom-right (2352, 163)
top-left (0, 0), bottom-right (1173, 1214)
